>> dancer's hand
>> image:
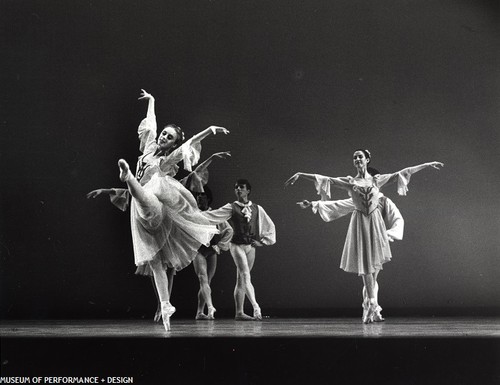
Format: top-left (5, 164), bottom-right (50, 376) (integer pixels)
top-left (427, 161), bottom-right (444, 170)
top-left (138, 89), bottom-right (154, 101)
top-left (86, 189), bottom-right (109, 199)
top-left (296, 200), bottom-right (311, 209)
top-left (284, 173), bottom-right (301, 187)
top-left (208, 126), bottom-right (229, 135)
top-left (212, 245), bottom-right (221, 254)
top-left (251, 240), bottom-right (264, 247)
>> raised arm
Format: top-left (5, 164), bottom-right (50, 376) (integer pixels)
top-left (137, 89), bottom-right (158, 153)
top-left (191, 126), bottom-right (229, 144)
top-left (138, 89), bottom-right (155, 119)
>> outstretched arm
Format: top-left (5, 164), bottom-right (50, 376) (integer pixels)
top-left (284, 172), bottom-right (317, 186)
top-left (190, 126), bottom-right (230, 144)
top-left (87, 188), bottom-right (130, 211)
top-left (86, 189), bottom-right (115, 199)
top-left (378, 161), bottom-right (444, 194)
top-left (195, 151), bottom-right (231, 172)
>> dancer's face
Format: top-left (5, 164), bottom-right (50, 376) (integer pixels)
top-left (157, 127), bottom-right (178, 152)
top-left (353, 151), bottom-right (369, 170)
top-left (196, 194), bottom-right (210, 211)
top-left (234, 183), bottom-right (250, 201)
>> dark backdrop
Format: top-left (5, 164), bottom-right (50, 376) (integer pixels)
top-left (1, 0), bottom-right (499, 319)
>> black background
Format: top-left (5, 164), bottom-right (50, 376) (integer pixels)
top-left (1, 0), bottom-right (499, 320)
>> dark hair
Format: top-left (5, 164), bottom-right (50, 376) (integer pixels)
top-left (367, 167), bottom-right (380, 176)
top-left (354, 148), bottom-right (371, 163)
top-left (234, 179), bottom-right (251, 192)
top-left (164, 124), bottom-right (185, 149)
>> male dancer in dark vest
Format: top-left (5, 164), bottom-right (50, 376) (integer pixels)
top-left (202, 179), bottom-right (276, 320)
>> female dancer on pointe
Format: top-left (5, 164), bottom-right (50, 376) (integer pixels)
top-left (99, 89), bottom-right (228, 331)
top-left (285, 150), bottom-right (443, 323)
top-left (295, 167), bottom-right (404, 322)
top-left (87, 151), bottom-right (231, 323)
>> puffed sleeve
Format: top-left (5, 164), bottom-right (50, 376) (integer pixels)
top-left (137, 115), bottom-right (158, 154)
top-left (216, 221), bottom-right (234, 251)
top-left (257, 206), bottom-right (276, 246)
top-left (162, 138), bottom-right (202, 173)
top-left (382, 197), bottom-right (405, 241)
top-left (311, 198), bottom-right (355, 222)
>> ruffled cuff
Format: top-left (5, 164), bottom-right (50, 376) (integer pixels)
top-left (396, 170), bottom-right (412, 196)
top-left (110, 189), bottom-right (130, 211)
top-left (314, 174), bottom-right (331, 200)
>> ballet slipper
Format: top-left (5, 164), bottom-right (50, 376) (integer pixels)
top-left (118, 159), bottom-right (131, 182)
top-left (161, 301), bottom-right (176, 332)
top-left (207, 306), bottom-right (216, 320)
top-left (235, 313), bottom-right (254, 321)
top-left (253, 306), bottom-right (262, 320)
top-left (195, 313), bottom-right (209, 320)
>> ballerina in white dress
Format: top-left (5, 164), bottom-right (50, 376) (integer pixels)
top-left (90, 89), bottom-right (229, 331)
top-left (286, 149), bottom-right (443, 323)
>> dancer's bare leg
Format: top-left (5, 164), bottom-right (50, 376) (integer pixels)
top-left (361, 274), bottom-right (377, 324)
top-left (149, 258), bottom-right (175, 331)
top-left (362, 269), bottom-right (384, 322)
top-left (372, 269), bottom-right (384, 321)
top-left (231, 244), bottom-right (260, 320)
top-left (193, 254), bottom-right (215, 320)
top-left (154, 267), bottom-right (175, 322)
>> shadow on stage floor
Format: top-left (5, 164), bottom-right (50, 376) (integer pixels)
top-left (1, 318), bottom-right (499, 385)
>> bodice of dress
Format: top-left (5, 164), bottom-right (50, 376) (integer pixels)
top-left (135, 151), bottom-right (178, 185)
top-left (348, 178), bottom-right (382, 216)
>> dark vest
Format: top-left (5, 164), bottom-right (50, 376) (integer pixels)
top-left (198, 232), bottom-right (222, 257)
top-left (229, 202), bottom-right (260, 245)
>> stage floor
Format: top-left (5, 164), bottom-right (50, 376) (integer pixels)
top-left (1, 317), bottom-right (499, 338)
top-left (2, 318), bottom-right (499, 384)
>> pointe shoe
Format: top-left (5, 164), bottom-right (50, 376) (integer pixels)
top-left (363, 300), bottom-right (376, 324)
top-left (362, 299), bottom-right (370, 322)
top-left (372, 305), bottom-right (385, 322)
top-left (161, 302), bottom-right (176, 332)
top-left (118, 159), bottom-right (131, 182)
top-left (253, 307), bottom-right (262, 320)
top-left (207, 306), bottom-right (216, 320)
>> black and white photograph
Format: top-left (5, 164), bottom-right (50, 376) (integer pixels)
top-left (1, 0), bottom-right (499, 384)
